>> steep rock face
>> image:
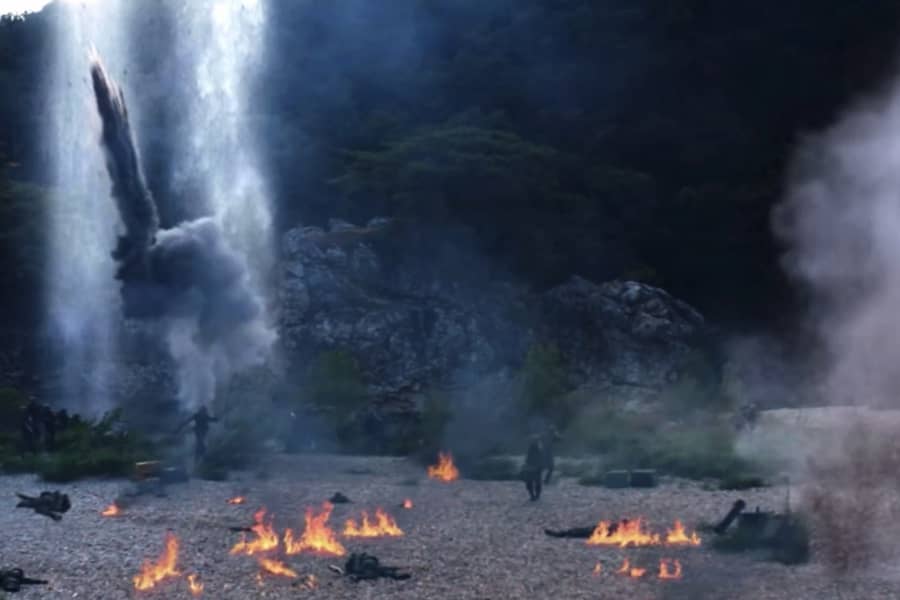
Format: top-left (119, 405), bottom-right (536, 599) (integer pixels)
top-left (278, 220), bottom-right (709, 400)
top-left (540, 276), bottom-right (706, 389)
top-left (279, 220), bottom-right (531, 394)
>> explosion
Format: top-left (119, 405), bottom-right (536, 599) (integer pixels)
top-left (227, 496), bottom-right (246, 505)
top-left (427, 452), bottom-right (459, 482)
top-left (258, 558), bottom-right (298, 579)
top-left (133, 532), bottom-right (181, 591)
top-left (101, 503), bottom-right (120, 517)
top-left (187, 573), bottom-right (204, 596)
top-left (284, 502), bottom-right (346, 556)
top-left (343, 508), bottom-right (404, 538)
top-left (230, 508), bottom-right (279, 556)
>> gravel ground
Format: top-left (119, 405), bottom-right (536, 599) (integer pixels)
top-left (1, 454), bottom-right (898, 600)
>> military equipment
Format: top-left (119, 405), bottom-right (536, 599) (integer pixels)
top-left (714, 499), bottom-right (747, 535)
top-left (629, 469), bottom-right (658, 488)
top-left (15, 491), bottom-right (71, 521)
top-left (0, 568), bottom-right (48, 592)
top-left (604, 470), bottom-right (631, 488)
top-left (343, 553), bottom-right (410, 582)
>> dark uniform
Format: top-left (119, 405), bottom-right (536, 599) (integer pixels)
top-left (189, 406), bottom-right (218, 462)
top-left (21, 400), bottom-right (41, 454)
top-left (522, 437), bottom-right (545, 501)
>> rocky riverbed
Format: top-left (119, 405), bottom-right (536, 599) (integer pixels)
top-left (0, 454), bottom-right (897, 599)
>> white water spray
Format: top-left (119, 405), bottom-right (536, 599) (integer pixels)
top-left (44, 0), bottom-right (130, 414)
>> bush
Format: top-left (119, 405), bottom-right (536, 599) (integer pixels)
top-left (0, 409), bottom-right (153, 482)
top-left (0, 388), bottom-right (25, 434)
top-left (303, 350), bottom-right (369, 448)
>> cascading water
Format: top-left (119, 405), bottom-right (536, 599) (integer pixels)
top-left (44, 0), bottom-right (130, 414)
top-left (173, 0), bottom-right (274, 292)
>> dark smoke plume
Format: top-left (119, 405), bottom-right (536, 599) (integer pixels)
top-left (89, 54), bottom-right (275, 407)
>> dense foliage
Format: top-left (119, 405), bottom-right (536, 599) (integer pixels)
top-left (3, 0), bottom-right (900, 338)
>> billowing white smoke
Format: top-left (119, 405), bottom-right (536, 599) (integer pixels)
top-left (774, 81), bottom-right (900, 408)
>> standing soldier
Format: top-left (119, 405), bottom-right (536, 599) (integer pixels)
top-left (21, 398), bottom-right (41, 454)
top-left (521, 434), bottom-right (546, 501)
top-left (178, 406), bottom-right (219, 464)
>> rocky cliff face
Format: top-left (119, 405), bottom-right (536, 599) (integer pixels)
top-left (278, 219), bottom-right (709, 403)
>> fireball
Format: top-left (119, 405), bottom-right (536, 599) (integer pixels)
top-left (230, 508), bottom-right (279, 556)
top-left (284, 502), bottom-right (346, 556)
top-left (427, 452), bottom-right (459, 482)
top-left (133, 532), bottom-right (181, 591)
top-left (343, 508), bottom-right (404, 538)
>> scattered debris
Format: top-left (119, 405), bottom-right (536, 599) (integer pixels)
top-left (15, 491), bottom-right (71, 521)
top-left (343, 553), bottom-right (410, 582)
top-left (0, 568), bottom-right (48, 592)
top-left (329, 492), bottom-right (351, 504)
top-left (427, 452), bottom-right (459, 482)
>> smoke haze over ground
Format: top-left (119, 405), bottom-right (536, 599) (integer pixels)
top-left (90, 56), bottom-right (275, 410)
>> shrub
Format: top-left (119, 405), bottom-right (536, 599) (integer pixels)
top-left (302, 350), bottom-right (369, 448)
top-left (0, 388), bottom-right (25, 434)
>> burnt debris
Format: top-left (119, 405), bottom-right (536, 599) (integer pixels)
top-left (343, 553), bottom-right (410, 582)
top-left (15, 491), bottom-right (71, 521)
top-left (329, 492), bottom-right (351, 504)
top-left (0, 568), bottom-right (48, 592)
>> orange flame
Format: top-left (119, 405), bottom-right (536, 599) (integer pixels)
top-left (258, 558), bottom-right (298, 579)
top-left (592, 562), bottom-right (602, 576)
top-left (658, 558), bottom-right (682, 580)
top-left (187, 573), bottom-right (204, 596)
top-left (615, 558), bottom-right (645, 578)
top-left (133, 532), bottom-right (181, 591)
top-left (343, 508), bottom-right (404, 538)
top-left (587, 518), bottom-right (661, 547)
top-left (230, 508), bottom-right (280, 556)
top-left (402, 499), bottom-right (413, 509)
top-left (665, 520), bottom-right (701, 546)
top-left (427, 452), bottom-right (459, 482)
top-left (300, 574), bottom-right (318, 590)
top-left (284, 502), bottom-right (346, 556)
top-left (101, 503), bottom-right (120, 517)
top-left (227, 496), bottom-right (246, 505)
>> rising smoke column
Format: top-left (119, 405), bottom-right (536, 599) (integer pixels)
top-left (774, 81), bottom-right (900, 407)
top-left (90, 56), bottom-right (275, 408)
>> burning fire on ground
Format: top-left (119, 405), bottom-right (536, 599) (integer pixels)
top-left (298, 574), bottom-right (318, 590)
top-left (586, 518), bottom-right (701, 547)
top-left (133, 532), bottom-right (180, 591)
top-left (343, 508), bottom-right (404, 537)
top-left (599, 558), bottom-right (683, 580)
top-left (284, 502), bottom-right (346, 556)
top-left (427, 452), bottom-right (459, 482)
top-left (230, 508), bottom-right (280, 556)
top-left (101, 503), bottom-right (120, 517)
top-left (227, 496), bottom-right (246, 505)
top-left (187, 573), bottom-right (204, 596)
top-left (258, 557), bottom-right (298, 579)
top-left (402, 498), bottom-right (413, 509)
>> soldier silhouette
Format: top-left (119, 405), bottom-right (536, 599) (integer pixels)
top-left (178, 406), bottom-right (218, 463)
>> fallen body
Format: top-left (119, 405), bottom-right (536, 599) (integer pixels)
top-left (544, 519), bottom-right (628, 539)
top-left (15, 491), bottom-right (71, 521)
